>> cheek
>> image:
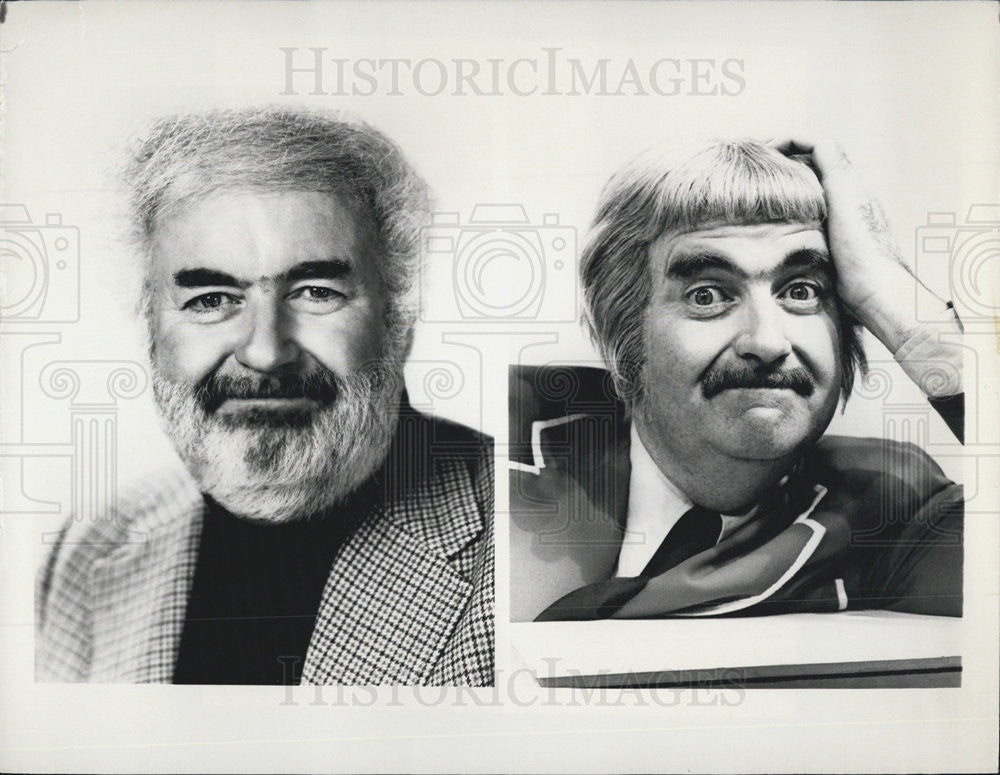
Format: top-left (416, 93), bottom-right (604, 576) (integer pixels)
top-left (151, 305), bottom-right (390, 382)
top-left (794, 314), bottom-right (841, 383)
top-left (293, 312), bottom-right (388, 373)
top-left (151, 316), bottom-right (231, 384)
top-left (645, 317), bottom-right (728, 387)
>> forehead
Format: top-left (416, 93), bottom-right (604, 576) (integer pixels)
top-left (650, 220), bottom-right (828, 278)
top-left (148, 189), bottom-right (377, 281)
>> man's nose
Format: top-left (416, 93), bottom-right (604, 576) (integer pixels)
top-left (234, 298), bottom-right (300, 373)
top-left (732, 296), bottom-right (793, 364)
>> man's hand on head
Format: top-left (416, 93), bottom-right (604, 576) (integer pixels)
top-left (770, 138), bottom-right (964, 398)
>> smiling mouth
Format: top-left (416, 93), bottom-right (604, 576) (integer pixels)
top-left (216, 398), bottom-right (319, 414)
top-left (726, 386), bottom-right (796, 391)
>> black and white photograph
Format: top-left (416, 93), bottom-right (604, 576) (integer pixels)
top-left (508, 138), bottom-right (966, 686)
top-left (32, 106), bottom-right (495, 687)
top-left (0, 1), bottom-right (997, 773)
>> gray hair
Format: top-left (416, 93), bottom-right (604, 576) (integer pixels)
top-left (123, 106), bottom-right (430, 352)
top-left (580, 139), bottom-right (866, 407)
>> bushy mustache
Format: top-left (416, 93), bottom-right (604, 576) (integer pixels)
top-left (193, 368), bottom-right (340, 413)
top-left (150, 358), bottom-right (404, 522)
top-left (701, 363), bottom-right (815, 399)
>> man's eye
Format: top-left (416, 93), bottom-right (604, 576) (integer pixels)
top-left (299, 286), bottom-right (340, 300)
top-left (288, 285), bottom-right (347, 308)
top-left (184, 292), bottom-right (239, 312)
top-left (688, 286), bottom-right (729, 307)
top-left (782, 282), bottom-right (820, 303)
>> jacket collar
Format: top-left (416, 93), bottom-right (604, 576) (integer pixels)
top-left (515, 411), bottom-right (831, 620)
top-left (302, 404), bottom-right (484, 683)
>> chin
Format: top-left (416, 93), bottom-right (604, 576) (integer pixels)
top-left (192, 426), bottom-right (388, 523)
top-left (722, 437), bottom-right (804, 461)
top-left (199, 472), bottom-right (364, 524)
top-left (713, 415), bottom-right (815, 461)
top-left (152, 364), bottom-right (403, 523)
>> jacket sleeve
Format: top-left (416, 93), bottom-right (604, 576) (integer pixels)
top-left (816, 436), bottom-right (964, 617)
top-left (877, 481), bottom-right (964, 616)
top-left (929, 393), bottom-right (964, 443)
top-left (35, 517), bottom-right (94, 682)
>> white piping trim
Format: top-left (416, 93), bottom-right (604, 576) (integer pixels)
top-left (835, 577), bottom-right (848, 611)
top-left (509, 414), bottom-right (591, 475)
top-left (679, 484), bottom-right (830, 617)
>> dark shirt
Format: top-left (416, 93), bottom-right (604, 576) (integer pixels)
top-left (173, 494), bottom-right (367, 685)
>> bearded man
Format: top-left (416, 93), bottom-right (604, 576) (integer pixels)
top-left (36, 108), bottom-right (494, 685)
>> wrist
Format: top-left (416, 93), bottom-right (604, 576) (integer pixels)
top-left (849, 265), bottom-right (954, 353)
top-left (892, 316), bottom-right (964, 397)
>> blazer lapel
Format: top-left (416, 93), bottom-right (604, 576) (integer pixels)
top-left (302, 456), bottom-right (483, 684)
top-left (89, 477), bottom-right (203, 683)
top-left (510, 413), bottom-right (631, 621)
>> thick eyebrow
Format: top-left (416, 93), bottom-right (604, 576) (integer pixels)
top-left (172, 260), bottom-right (354, 289)
top-left (173, 268), bottom-right (248, 289)
top-left (284, 260), bottom-right (353, 284)
top-left (664, 248), bottom-right (832, 282)
top-left (774, 248), bottom-right (832, 278)
top-left (665, 252), bottom-right (740, 281)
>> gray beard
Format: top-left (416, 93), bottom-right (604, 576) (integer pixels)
top-left (151, 363), bottom-right (403, 524)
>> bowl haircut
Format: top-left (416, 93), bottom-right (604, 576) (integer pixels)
top-left (580, 139), bottom-right (866, 409)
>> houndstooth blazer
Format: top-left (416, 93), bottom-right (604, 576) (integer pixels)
top-left (36, 410), bottom-right (494, 685)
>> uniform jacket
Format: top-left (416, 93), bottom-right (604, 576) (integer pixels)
top-left (509, 365), bottom-right (963, 622)
top-left (37, 408), bottom-right (494, 685)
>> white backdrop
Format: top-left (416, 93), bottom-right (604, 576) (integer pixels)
top-left (1, 2), bottom-right (998, 773)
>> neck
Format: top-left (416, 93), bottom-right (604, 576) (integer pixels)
top-left (633, 419), bottom-right (797, 514)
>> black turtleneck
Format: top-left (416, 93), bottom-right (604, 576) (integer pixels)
top-left (171, 404), bottom-right (454, 685)
top-left (172, 493), bottom-right (367, 685)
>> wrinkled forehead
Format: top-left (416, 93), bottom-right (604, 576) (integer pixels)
top-left (147, 188), bottom-right (380, 285)
top-left (650, 219), bottom-right (829, 278)
top-left (148, 179), bottom-right (370, 235)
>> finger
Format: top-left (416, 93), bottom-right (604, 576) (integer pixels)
top-left (766, 138), bottom-right (823, 180)
top-left (767, 137), bottom-right (815, 156)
